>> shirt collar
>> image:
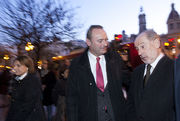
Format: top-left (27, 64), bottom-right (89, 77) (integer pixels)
top-left (17, 72), bottom-right (28, 81)
top-left (88, 51), bottom-right (105, 62)
top-left (149, 53), bottom-right (164, 69)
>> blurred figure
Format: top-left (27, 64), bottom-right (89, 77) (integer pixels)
top-left (40, 59), bottom-right (49, 77)
top-left (66, 25), bottom-right (129, 121)
top-left (5, 55), bottom-right (46, 121)
top-left (127, 29), bottom-right (175, 121)
top-left (0, 68), bottom-right (12, 121)
top-left (53, 60), bottom-right (70, 121)
top-left (42, 62), bottom-right (59, 121)
top-left (38, 59), bottom-right (49, 90)
top-left (0, 68), bottom-right (13, 95)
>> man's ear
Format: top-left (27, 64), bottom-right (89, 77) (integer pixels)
top-left (86, 39), bottom-right (91, 47)
top-left (154, 38), bottom-right (160, 48)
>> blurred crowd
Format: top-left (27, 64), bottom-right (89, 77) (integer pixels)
top-left (0, 57), bottom-right (71, 121)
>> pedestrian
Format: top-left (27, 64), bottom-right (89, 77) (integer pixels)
top-left (127, 29), bottom-right (175, 121)
top-left (5, 55), bottom-right (46, 121)
top-left (66, 25), bottom-right (129, 121)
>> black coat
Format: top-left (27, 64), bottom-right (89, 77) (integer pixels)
top-left (175, 55), bottom-right (180, 121)
top-left (42, 71), bottom-right (57, 105)
top-left (127, 56), bottom-right (175, 121)
top-left (66, 49), bottom-right (130, 121)
top-left (6, 73), bottom-right (46, 121)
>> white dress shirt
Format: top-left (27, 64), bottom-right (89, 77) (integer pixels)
top-left (88, 51), bottom-right (108, 88)
top-left (144, 53), bottom-right (164, 76)
top-left (15, 72), bottom-right (28, 81)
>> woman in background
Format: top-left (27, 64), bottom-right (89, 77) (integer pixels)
top-left (6, 55), bottom-right (46, 121)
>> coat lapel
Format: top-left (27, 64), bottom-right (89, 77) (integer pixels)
top-left (144, 56), bottom-right (167, 89)
top-left (137, 64), bottom-right (146, 101)
top-left (78, 50), bottom-right (97, 89)
top-left (105, 53), bottom-right (111, 86)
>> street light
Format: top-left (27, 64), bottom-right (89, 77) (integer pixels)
top-left (3, 54), bottom-right (10, 66)
top-left (25, 42), bottom-right (34, 51)
top-left (3, 54), bottom-right (9, 60)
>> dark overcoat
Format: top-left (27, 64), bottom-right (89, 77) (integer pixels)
top-left (127, 56), bottom-right (175, 121)
top-left (6, 73), bottom-right (46, 121)
top-left (175, 55), bottom-right (180, 121)
top-left (66, 49), bottom-right (129, 121)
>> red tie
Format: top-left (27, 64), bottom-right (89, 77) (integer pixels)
top-left (96, 57), bottom-right (104, 92)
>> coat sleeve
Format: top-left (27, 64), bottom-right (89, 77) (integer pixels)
top-left (66, 62), bottom-right (78, 121)
top-left (126, 70), bottom-right (138, 121)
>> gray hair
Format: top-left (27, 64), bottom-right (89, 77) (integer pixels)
top-left (138, 29), bottom-right (160, 41)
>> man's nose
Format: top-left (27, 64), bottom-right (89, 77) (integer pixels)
top-left (138, 50), bottom-right (142, 56)
top-left (103, 41), bottom-right (108, 46)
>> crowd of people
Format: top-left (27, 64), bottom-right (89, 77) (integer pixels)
top-left (0, 25), bottom-right (180, 121)
top-left (0, 57), bottom-right (70, 121)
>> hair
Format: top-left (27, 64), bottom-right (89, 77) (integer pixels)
top-left (48, 61), bottom-right (60, 71)
top-left (86, 25), bottom-right (103, 40)
top-left (14, 55), bottom-right (35, 73)
top-left (140, 29), bottom-right (160, 41)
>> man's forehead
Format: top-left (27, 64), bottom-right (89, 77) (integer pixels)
top-left (135, 35), bottom-right (147, 44)
top-left (91, 29), bottom-right (107, 39)
top-left (135, 41), bottom-right (145, 47)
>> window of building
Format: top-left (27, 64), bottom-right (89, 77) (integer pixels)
top-left (177, 23), bottom-right (180, 29)
top-left (169, 23), bottom-right (174, 30)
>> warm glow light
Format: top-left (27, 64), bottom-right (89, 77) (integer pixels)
top-left (5, 66), bottom-right (11, 69)
top-left (25, 46), bottom-right (31, 51)
top-left (164, 42), bottom-right (169, 46)
top-left (3, 55), bottom-right (9, 60)
top-left (0, 65), bottom-right (5, 68)
top-left (25, 42), bottom-right (34, 51)
top-left (126, 44), bottom-right (130, 46)
top-left (37, 60), bottom-right (42, 69)
top-left (52, 57), bottom-right (57, 60)
top-left (177, 38), bottom-right (180, 43)
top-left (58, 56), bottom-right (63, 59)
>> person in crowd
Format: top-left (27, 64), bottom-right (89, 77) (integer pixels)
top-left (53, 59), bottom-right (70, 121)
top-left (127, 29), bottom-right (175, 121)
top-left (0, 68), bottom-right (13, 95)
top-left (42, 62), bottom-right (59, 121)
top-left (175, 55), bottom-right (180, 121)
top-left (40, 59), bottom-right (49, 78)
top-left (66, 25), bottom-right (129, 121)
top-left (0, 68), bottom-right (13, 121)
top-left (38, 59), bottom-right (49, 88)
top-left (5, 55), bottom-right (46, 121)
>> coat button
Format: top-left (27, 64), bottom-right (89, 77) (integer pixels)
top-left (89, 83), bottom-right (92, 86)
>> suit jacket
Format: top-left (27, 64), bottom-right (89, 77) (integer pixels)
top-left (6, 73), bottom-right (46, 121)
top-left (127, 56), bottom-right (175, 121)
top-left (175, 55), bottom-right (180, 121)
top-left (66, 49), bottom-right (130, 121)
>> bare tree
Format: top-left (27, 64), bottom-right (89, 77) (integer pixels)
top-left (0, 0), bottom-right (82, 63)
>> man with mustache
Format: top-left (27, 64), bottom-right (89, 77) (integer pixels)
top-left (127, 29), bottom-right (175, 121)
top-left (66, 25), bottom-right (129, 121)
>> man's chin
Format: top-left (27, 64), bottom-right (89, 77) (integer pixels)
top-left (101, 50), bottom-right (107, 54)
top-left (141, 59), bottom-right (146, 63)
